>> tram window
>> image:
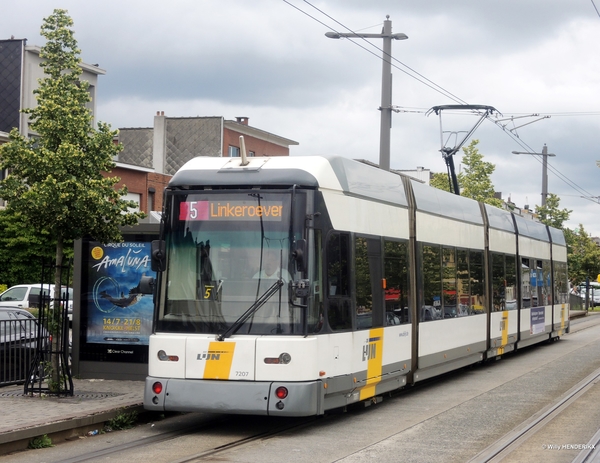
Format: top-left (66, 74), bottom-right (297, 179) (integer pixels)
top-left (309, 230), bottom-right (324, 333)
top-left (384, 240), bottom-right (410, 324)
top-left (355, 237), bottom-right (373, 329)
top-left (491, 253), bottom-right (506, 312)
top-left (327, 232), bottom-right (351, 331)
top-left (328, 299), bottom-right (352, 331)
top-left (554, 261), bottom-right (568, 304)
top-left (442, 247), bottom-right (457, 318)
top-left (470, 250), bottom-right (485, 314)
top-left (327, 233), bottom-right (350, 297)
top-left (542, 260), bottom-right (552, 306)
top-left (457, 249), bottom-right (470, 316)
top-left (534, 260), bottom-right (544, 307)
top-left (521, 258), bottom-right (532, 308)
top-left (421, 244), bottom-right (442, 321)
top-left (506, 255), bottom-right (517, 310)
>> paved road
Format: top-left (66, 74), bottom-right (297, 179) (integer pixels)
top-left (2, 315), bottom-right (599, 463)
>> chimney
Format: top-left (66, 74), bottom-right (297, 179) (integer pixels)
top-left (236, 117), bottom-right (249, 125)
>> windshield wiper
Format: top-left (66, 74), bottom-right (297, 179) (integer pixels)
top-left (216, 278), bottom-right (284, 341)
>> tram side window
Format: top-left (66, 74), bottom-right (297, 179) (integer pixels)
top-left (534, 260), bottom-right (544, 308)
top-left (355, 237), bottom-right (373, 330)
top-left (327, 233), bottom-right (351, 331)
top-left (554, 261), bottom-right (569, 304)
top-left (506, 255), bottom-right (517, 310)
top-left (542, 260), bottom-right (552, 306)
top-left (309, 230), bottom-right (324, 333)
top-left (457, 249), bottom-right (470, 315)
top-left (491, 253), bottom-right (506, 312)
top-left (470, 250), bottom-right (485, 314)
top-left (384, 240), bottom-right (410, 324)
top-left (442, 247), bottom-right (458, 318)
top-left (421, 244), bottom-right (442, 321)
top-left (521, 258), bottom-right (532, 308)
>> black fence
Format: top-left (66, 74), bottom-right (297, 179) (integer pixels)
top-left (0, 317), bottom-right (44, 386)
top-left (23, 260), bottom-right (74, 396)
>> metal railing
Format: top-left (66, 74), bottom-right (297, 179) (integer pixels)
top-left (0, 318), bottom-right (42, 387)
top-left (24, 260), bottom-right (73, 396)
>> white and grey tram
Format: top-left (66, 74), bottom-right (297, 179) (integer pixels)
top-left (143, 155), bottom-right (569, 416)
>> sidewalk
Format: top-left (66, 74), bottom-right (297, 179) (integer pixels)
top-left (0, 378), bottom-right (145, 456)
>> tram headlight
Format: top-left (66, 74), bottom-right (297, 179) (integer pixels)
top-left (157, 350), bottom-right (179, 362)
top-left (264, 352), bottom-right (292, 364)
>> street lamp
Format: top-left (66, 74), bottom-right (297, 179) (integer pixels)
top-left (326, 16), bottom-right (408, 172)
top-left (512, 144), bottom-right (556, 207)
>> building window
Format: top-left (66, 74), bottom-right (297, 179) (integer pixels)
top-left (228, 146), bottom-right (240, 157)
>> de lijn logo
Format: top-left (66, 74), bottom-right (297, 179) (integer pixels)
top-left (197, 350), bottom-right (228, 361)
top-left (362, 336), bottom-right (380, 362)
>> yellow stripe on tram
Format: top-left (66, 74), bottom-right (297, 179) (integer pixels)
top-left (203, 342), bottom-right (236, 380)
top-left (498, 310), bottom-right (508, 355)
top-left (359, 327), bottom-right (384, 400)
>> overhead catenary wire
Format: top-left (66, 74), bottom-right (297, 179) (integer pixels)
top-left (283, 0), bottom-right (600, 205)
top-left (283, 0), bottom-right (467, 105)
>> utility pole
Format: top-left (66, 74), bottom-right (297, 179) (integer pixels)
top-left (512, 144), bottom-right (556, 207)
top-left (541, 144), bottom-right (550, 207)
top-left (326, 16), bottom-right (407, 171)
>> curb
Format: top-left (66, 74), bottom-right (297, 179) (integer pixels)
top-left (0, 404), bottom-right (145, 456)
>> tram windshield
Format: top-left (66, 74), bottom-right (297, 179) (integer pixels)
top-left (156, 191), bottom-right (303, 336)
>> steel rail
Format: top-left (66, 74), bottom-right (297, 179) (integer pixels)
top-left (468, 366), bottom-right (600, 462)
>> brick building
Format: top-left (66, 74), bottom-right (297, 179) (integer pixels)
top-left (114, 112), bottom-right (298, 214)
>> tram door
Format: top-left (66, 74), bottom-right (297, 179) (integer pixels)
top-left (354, 236), bottom-right (384, 330)
top-left (325, 233), bottom-right (384, 331)
top-left (326, 232), bottom-right (352, 331)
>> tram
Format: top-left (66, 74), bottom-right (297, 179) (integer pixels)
top-left (143, 155), bottom-right (569, 416)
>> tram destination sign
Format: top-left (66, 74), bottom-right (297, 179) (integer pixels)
top-left (179, 200), bottom-right (283, 222)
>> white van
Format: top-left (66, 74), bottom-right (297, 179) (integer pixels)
top-left (0, 284), bottom-right (73, 318)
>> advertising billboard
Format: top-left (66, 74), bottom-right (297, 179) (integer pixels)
top-left (79, 238), bottom-right (156, 363)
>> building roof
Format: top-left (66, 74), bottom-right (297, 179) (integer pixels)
top-left (224, 119), bottom-right (298, 148)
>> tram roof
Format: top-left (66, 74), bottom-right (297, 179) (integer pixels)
top-left (169, 155), bottom-right (410, 206)
top-left (513, 214), bottom-right (551, 243)
top-left (410, 178), bottom-right (484, 225)
top-left (485, 203), bottom-right (516, 233)
top-left (169, 156), bottom-right (563, 244)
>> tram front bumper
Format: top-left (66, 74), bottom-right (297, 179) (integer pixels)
top-left (144, 376), bottom-right (323, 416)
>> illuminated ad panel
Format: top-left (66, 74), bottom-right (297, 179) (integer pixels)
top-left (85, 241), bottom-right (155, 347)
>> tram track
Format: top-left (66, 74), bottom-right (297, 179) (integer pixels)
top-left (54, 413), bottom-right (319, 463)
top-left (168, 416), bottom-right (319, 463)
top-left (468, 365), bottom-right (600, 462)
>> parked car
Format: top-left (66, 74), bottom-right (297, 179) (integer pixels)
top-left (0, 306), bottom-right (48, 384)
top-left (576, 282), bottom-right (600, 307)
top-left (0, 284), bottom-right (73, 321)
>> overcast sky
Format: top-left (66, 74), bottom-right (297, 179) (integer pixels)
top-left (4, 1), bottom-right (600, 235)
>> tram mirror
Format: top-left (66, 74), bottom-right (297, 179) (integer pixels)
top-left (293, 239), bottom-right (307, 274)
top-left (139, 275), bottom-right (155, 295)
top-left (151, 240), bottom-right (166, 272)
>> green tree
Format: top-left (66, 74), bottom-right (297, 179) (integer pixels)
top-left (564, 225), bottom-right (600, 286)
top-left (0, 9), bottom-right (144, 391)
top-left (535, 193), bottom-right (571, 229)
top-left (458, 140), bottom-right (503, 208)
top-left (429, 172), bottom-right (452, 192)
top-left (0, 208), bottom-right (64, 287)
top-left (430, 140), bottom-right (502, 208)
